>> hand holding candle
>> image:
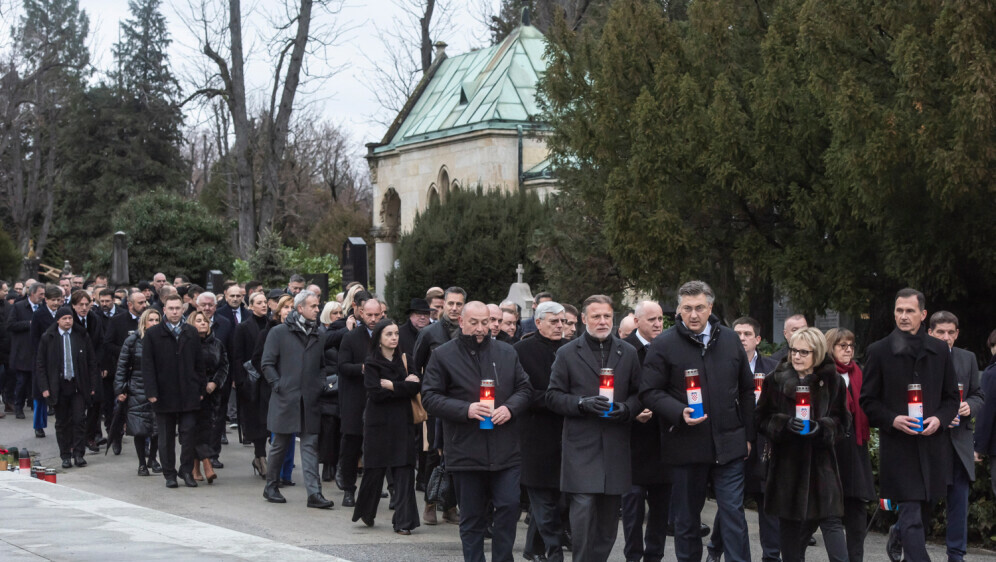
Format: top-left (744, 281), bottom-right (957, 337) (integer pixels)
top-left (754, 373), bottom-right (764, 404)
top-left (599, 368), bottom-right (615, 418)
top-left (685, 369), bottom-right (705, 419)
top-left (794, 385), bottom-right (811, 435)
top-left (480, 379), bottom-right (495, 429)
top-left (907, 384), bottom-right (923, 433)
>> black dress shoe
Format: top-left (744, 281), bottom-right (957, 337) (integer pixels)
top-left (700, 523), bottom-right (711, 537)
top-left (395, 529), bottom-right (412, 535)
top-left (278, 478), bottom-right (296, 487)
top-left (112, 442), bottom-right (122, 455)
top-left (335, 467), bottom-right (345, 490)
top-left (149, 460), bottom-right (162, 473)
top-left (14, 408), bottom-right (25, 419)
top-left (342, 490), bottom-right (356, 507)
top-left (307, 493), bottom-right (334, 509)
top-left (180, 472), bottom-right (198, 487)
top-left (264, 484), bottom-right (287, 503)
top-left (73, 456), bottom-right (87, 467)
top-left (220, 435), bottom-right (228, 445)
top-left (62, 458), bottom-right (72, 469)
top-left (381, 490), bottom-right (389, 498)
top-left (705, 552), bottom-right (722, 562)
top-left (165, 478), bottom-right (179, 488)
top-left (210, 458), bottom-right (223, 469)
top-left (887, 524), bottom-right (903, 562)
top-left (96, 437), bottom-right (107, 446)
top-left (808, 535), bottom-right (818, 546)
top-left (86, 440), bottom-right (99, 453)
top-left (35, 428), bottom-right (45, 438)
top-left (138, 465), bottom-right (150, 476)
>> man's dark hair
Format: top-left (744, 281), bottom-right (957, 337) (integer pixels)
top-left (534, 291), bottom-right (553, 305)
top-left (563, 303), bottom-right (579, 317)
top-left (176, 285), bottom-right (189, 298)
top-left (582, 294), bottom-right (614, 315)
top-left (222, 281), bottom-right (237, 291)
top-left (0, 279), bottom-right (9, 289)
top-left (676, 280), bottom-right (715, 306)
top-left (732, 316), bottom-right (762, 336)
top-left (289, 274), bottom-right (306, 284)
top-left (929, 310), bottom-right (959, 330)
top-left (163, 293), bottom-right (183, 304)
top-left (368, 319), bottom-right (398, 354)
top-left (44, 284), bottom-right (63, 300)
top-left (895, 288), bottom-right (925, 311)
top-left (246, 280), bottom-right (263, 293)
top-left (188, 284), bottom-right (204, 297)
top-left (175, 274), bottom-right (190, 284)
top-left (443, 286), bottom-right (467, 301)
top-left (69, 289), bottom-right (91, 305)
top-left (353, 291), bottom-right (373, 308)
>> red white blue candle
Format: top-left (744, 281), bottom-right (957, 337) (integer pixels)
top-left (908, 384), bottom-right (923, 432)
top-left (599, 368), bottom-right (615, 418)
top-left (686, 369), bottom-right (704, 419)
top-left (480, 379), bottom-right (495, 430)
top-left (795, 385), bottom-right (811, 434)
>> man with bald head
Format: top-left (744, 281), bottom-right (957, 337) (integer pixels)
top-left (423, 301), bottom-right (532, 562)
top-left (487, 304), bottom-right (503, 339)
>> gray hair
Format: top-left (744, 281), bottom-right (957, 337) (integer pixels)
top-left (196, 291), bottom-right (217, 304)
top-left (676, 280), bottom-right (715, 307)
top-left (294, 290), bottom-right (317, 309)
top-left (633, 300), bottom-right (660, 318)
top-left (535, 301), bottom-right (565, 322)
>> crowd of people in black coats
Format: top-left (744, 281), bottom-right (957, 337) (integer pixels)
top-left (2, 274), bottom-right (996, 562)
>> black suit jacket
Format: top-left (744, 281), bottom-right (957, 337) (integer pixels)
top-left (142, 322), bottom-right (206, 413)
top-left (624, 331), bottom-right (671, 485)
top-left (35, 325), bottom-right (99, 406)
top-left (337, 325), bottom-right (372, 435)
top-left (6, 298), bottom-right (38, 371)
top-left (102, 312), bottom-right (140, 374)
top-left (216, 303), bottom-right (248, 328)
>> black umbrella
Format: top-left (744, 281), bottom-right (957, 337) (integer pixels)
top-left (104, 401), bottom-right (127, 455)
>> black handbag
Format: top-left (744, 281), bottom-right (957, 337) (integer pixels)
top-left (426, 463), bottom-right (456, 507)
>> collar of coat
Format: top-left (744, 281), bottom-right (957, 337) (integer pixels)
top-left (569, 332), bottom-right (624, 376)
top-left (674, 313), bottom-right (722, 348)
top-left (888, 326), bottom-right (936, 359)
top-left (771, 354), bottom-right (838, 395)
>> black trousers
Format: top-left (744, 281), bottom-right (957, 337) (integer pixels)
top-left (134, 434), bottom-right (159, 466)
top-left (451, 466), bottom-right (521, 562)
top-left (526, 486), bottom-right (565, 562)
top-left (196, 390), bottom-right (222, 460)
top-left (211, 382), bottom-right (232, 457)
top-left (7, 369), bottom-right (30, 409)
top-left (318, 414), bottom-right (340, 465)
top-left (570, 493), bottom-right (622, 562)
top-left (622, 483), bottom-right (671, 562)
top-left (156, 411), bottom-right (197, 480)
top-left (842, 497), bottom-right (869, 562)
top-left (779, 516), bottom-right (848, 562)
top-left (54, 384), bottom-right (87, 459)
top-left (896, 501), bottom-right (931, 562)
top-left (353, 465), bottom-right (420, 531)
top-left (339, 433), bottom-right (363, 492)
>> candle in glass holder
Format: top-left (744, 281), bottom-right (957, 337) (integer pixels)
top-left (599, 368), bottom-right (615, 418)
top-left (908, 383), bottom-right (923, 433)
top-left (754, 373), bottom-right (765, 404)
top-left (795, 385), bottom-right (811, 435)
top-left (480, 379), bottom-right (495, 430)
top-left (958, 382), bottom-right (964, 403)
top-left (685, 369), bottom-right (704, 419)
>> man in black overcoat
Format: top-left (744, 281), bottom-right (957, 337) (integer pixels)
top-left (37, 307), bottom-right (98, 467)
top-left (336, 297), bottom-right (383, 506)
top-left (547, 295), bottom-right (642, 562)
top-left (621, 300), bottom-right (670, 562)
top-left (143, 294), bottom-right (206, 488)
top-left (398, 298), bottom-right (431, 360)
top-left (4, 282), bottom-right (44, 417)
top-left (514, 301), bottom-right (568, 562)
top-left (30, 285), bottom-right (66, 434)
top-left (639, 281), bottom-right (755, 562)
top-left (860, 288), bottom-right (959, 562)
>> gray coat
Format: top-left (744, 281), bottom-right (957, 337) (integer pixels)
top-left (950, 346), bottom-right (984, 480)
top-left (261, 312), bottom-right (325, 435)
top-left (546, 335), bottom-right (642, 495)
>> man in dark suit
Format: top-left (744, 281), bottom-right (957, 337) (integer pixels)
top-left (143, 293), bottom-right (206, 488)
top-left (95, 288), bottom-right (125, 320)
top-left (217, 283), bottom-right (248, 327)
top-left (67, 291), bottom-right (107, 451)
top-left (622, 300), bottom-right (670, 562)
top-left (336, 297), bottom-right (382, 507)
top-left (398, 298), bottom-right (431, 360)
top-left (102, 291), bottom-right (147, 374)
top-left (547, 295), bottom-right (642, 562)
top-left (196, 291), bottom-right (232, 465)
top-left (30, 285), bottom-right (66, 434)
top-left (519, 292), bottom-right (554, 338)
top-left (37, 306), bottom-right (98, 468)
top-left (5, 282), bottom-right (45, 417)
top-left (927, 311), bottom-right (983, 562)
top-left (707, 316), bottom-right (780, 562)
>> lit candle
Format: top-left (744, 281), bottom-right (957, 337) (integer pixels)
top-left (908, 383), bottom-right (923, 433)
top-left (795, 385), bottom-right (811, 435)
top-left (685, 369), bottom-right (704, 419)
top-left (599, 368), bottom-right (615, 418)
top-left (480, 379), bottom-right (495, 430)
top-left (958, 382), bottom-right (964, 403)
top-left (754, 373), bottom-right (764, 404)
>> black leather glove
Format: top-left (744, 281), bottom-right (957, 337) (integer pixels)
top-left (788, 417), bottom-right (819, 436)
top-left (578, 395), bottom-right (611, 416)
top-left (606, 402), bottom-right (629, 421)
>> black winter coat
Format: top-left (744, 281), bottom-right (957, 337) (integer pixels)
top-left (35, 325), bottom-right (99, 407)
top-left (624, 332), bottom-right (671, 486)
top-left (6, 298), bottom-right (36, 372)
top-left (413, 316), bottom-right (458, 375)
top-left (319, 322), bottom-right (343, 417)
top-left (756, 356), bottom-right (849, 521)
top-left (363, 352), bottom-right (420, 467)
top-left (142, 322), bottom-right (206, 413)
top-left (860, 328), bottom-right (959, 501)
top-left (102, 312), bottom-right (139, 376)
top-left (398, 320), bottom-right (420, 361)
top-left (514, 334), bottom-right (565, 489)
top-left (250, 321), bottom-right (278, 437)
top-left (337, 325), bottom-right (371, 435)
top-left (639, 315), bottom-right (756, 465)
top-left (422, 335), bottom-right (532, 472)
top-left (30, 306), bottom-right (58, 400)
top-left (113, 333), bottom-right (156, 436)
top-left (974, 356), bottom-right (996, 456)
top-left (200, 332), bottom-right (229, 388)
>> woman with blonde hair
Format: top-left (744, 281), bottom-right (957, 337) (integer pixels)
top-left (188, 310), bottom-right (228, 483)
top-left (114, 308), bottom-right (162, 476)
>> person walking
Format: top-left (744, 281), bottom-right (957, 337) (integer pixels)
top-left (974, 329), bottom-right (996, 496)
top-left (114, 308), bottom-right (162, 476)
top-left (233, 291), bottom-right (271, 477)
top-left (252, 295), bottom-right (296, 484)
top-left (188, 310), bottom-right (228, 484)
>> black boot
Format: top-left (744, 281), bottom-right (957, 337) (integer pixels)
top-left (322, 463), bottom-right (334, 482)
top-left (264, 482), bottom-right (286, 503)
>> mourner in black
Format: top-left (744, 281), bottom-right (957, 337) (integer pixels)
top-left (6, 282), bottom-right (45, 418)
top-left (114, 308), bottom-right (162, 476)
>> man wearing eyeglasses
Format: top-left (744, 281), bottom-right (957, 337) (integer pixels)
top-left (860, 288), bottom-right (959, 562)
top-left (639, 281), bottom-right (755, 562)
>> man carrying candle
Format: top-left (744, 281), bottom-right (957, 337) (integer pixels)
top-left (547, 294), bottom-right (642, 562)
top-left (422, 301), bottom-right (531, 562)
top-left (860, 288), bottom-right (959, 562)
top-left (639, 280), bottom-right (755, 562)
top-left (927, 311), bottom-right (983, 562)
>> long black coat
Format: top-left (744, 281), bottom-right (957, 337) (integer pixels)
top-left (546, 334), bottom-right (642, 495)
top-left (35, 324), bottom-right (99, 407)
top-left (624, 332), bottom-right (671, 486)
top-left (514, 334), bottom-right (565, 489)
top-left (250, 321), bottom-right (279, 438)
top-left (201, 332), bottom-right (229, 388)
top-left (639, 316), bottom-right (756, 465)
top-left (412, 316), bottom-right (458, 375)
top-left (6, 298), bottom-right (36, 372)
top-left (233, 313), bottom-right (268, 441)
top-left (113, 333), bottom-right (156, 436)
top-left (949, 346), bottom-right (983, 480)
top-left (974, 356), bottom-right (996, 456)
top-left (756, 356), bottom-right (849, 521)
top-left (745, 353), bottom-right (779, 494)
top-left (422, 335), bottom-right (532, 472)
top-left (860, 327), bottom-right (959, 501)
top-left (102, 312), bottom-right (139, 375)
top-left (261, 313), bottom-right (325, 435)
top-left (363, 352), bottom-right (420, 467)
top-left (319, 325), bottom-right (342, 417)
top-left (337, 325), bottom-right (371, 435)
top-left (142, 322), bottom-right (206, 413)
top-left (398, 319), bottom-right (420, 361)
top-left (30, 306), bottom-right (58, 400)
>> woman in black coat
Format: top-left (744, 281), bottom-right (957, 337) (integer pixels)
top-left (113, 309), bottom-right (162, 476)
top-left (974, 329), bottom-right (996, 495)
top-left (351, 319), bottom-right (421, 534)
top-left (251, 295), bottom-right (295, 484)
top-left (234, 292), bottom-right (270, 476)
top-left (189, 311), bottom-right (229, 484)
top-left (756, 327), bottom-right (850, 562)
top-left (318, 304), bottom-right (346, 482)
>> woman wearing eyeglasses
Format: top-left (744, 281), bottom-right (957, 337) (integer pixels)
top-left (755, 327), bottom-right (850, 562)
top-left (825, 328), bottom-right (875, 561)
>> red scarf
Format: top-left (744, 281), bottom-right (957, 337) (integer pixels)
top-left (835, 358), bottom-right (870, 445)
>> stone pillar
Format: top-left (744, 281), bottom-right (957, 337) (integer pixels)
top-left (374, 240), bottom-right (395, 299)
top-left (111, 231), bottom-right (129, 286)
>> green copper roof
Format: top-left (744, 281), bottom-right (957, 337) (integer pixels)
top-left (374, 25), bottom-right (549, 153)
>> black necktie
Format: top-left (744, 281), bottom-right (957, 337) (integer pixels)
top-left (693, 333), bottom-right (704, 344)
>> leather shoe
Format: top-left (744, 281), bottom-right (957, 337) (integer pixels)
top-left (96, 437), bottom-right (107, 446)
top-left (279, 479), bottom-right (296, 487)
top-left (395, 529), bottom-right (411, 535)
top-left (264, 484), bottom-right (286, 503)
top-left (307, 493), bottom-right (334, 509)
top-left (220, 434), bottom-right (229, 445)
top-left (138, 465), bottom-right (150, 476)
top-left (700, 523), bottom-right (711, 537)
top-left (35, 428), bottom-right (45, 438)
top-left (335, 465), bottom-right (345, 490)
top-left (86, 440), bottom-right (99, 453)
top-left (62, 458), bottom-right (72, 469)
top-left (15, 408), bottom-right (25, 419)
top-left (149, 459), bottom-right (162, 473)
top-left (706, 552), bottom-right (722, 562)
top-left (180, 472), bottom-right (198, 487)
top-left (443, 507), bottom-right (459, 524)
top-left (73, 456), bottom-right (87, 467)
top-left (808, 535), bottom-right (817, 546)
top-left (165, 478), bottom-right (178, 488)
top-left (210, 458), bottom-right (223, 469)
top-left (423, 502), bottom-right (438, 525)
top-left (342, 490), bottom-right (356, 507)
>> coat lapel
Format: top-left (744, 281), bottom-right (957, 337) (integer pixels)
top-left (575, 337), bottom-right (601, 377)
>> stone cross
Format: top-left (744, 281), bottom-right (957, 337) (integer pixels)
top-left (516, 263), bottom-right (524, 284)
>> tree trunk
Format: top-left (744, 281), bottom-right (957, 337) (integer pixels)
top-left (228, 0), bottom-right (256, 258)
top-left (420, 0), bottom-right (435, 73)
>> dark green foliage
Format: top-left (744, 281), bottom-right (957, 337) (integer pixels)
top-left (0, 229), bottom-right (21, 280)
top-left (84, 190), bottom-right (232, 284)
top-left (249, 229), bottom-right (291, 288)
top-left (385, 187), bottom-right (547, 315)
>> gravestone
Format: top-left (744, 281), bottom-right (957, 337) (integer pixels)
top-left (111, 232), bottom-right (129, 286)
top-left (304, 273), bottom-right (329, 302)
top-left (342, 238), bottom-right (368, 292)
top-left (204, 270), bottom-right (224, 293)
top-left (504, 264), bottom-right (535, 319)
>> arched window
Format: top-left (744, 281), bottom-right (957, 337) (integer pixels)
top-left (438, 167), bottom-right (450, 200)
top-left (427, 185), bottom-right (440, 207)
top-left (381, 188), bottom-right (401, 237)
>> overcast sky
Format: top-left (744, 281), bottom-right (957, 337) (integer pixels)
top-left (72, 0), bottom-right (497, 162)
